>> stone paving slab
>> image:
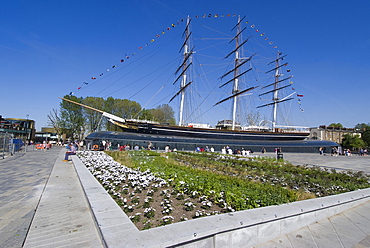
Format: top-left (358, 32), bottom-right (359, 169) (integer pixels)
top-left (254, 201), bottom-right (370, 248)
top-left (261, 152), bottom-right (370, 173)
top-left (0, 148), bottom-right (58, 248)
top-left (0, 147), bottom-right (104, 248)
top-left (23, 149), bottom-right (104, 248)
top-left (254, 152), bottom-right (370, 248)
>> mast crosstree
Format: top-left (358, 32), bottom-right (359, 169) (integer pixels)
top-left (257, 52), bottom-right (293, 131)
top-left (217, 15), bottom-right (258, 130)
top-left (171, 16), bottom-right (194, 127)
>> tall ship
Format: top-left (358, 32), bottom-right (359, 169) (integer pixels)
top-left (62, 15), bottom-right (337, 151)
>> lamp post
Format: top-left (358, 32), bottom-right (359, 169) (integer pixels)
top-left (26, 114), bottom-right (29, 152)
top-left (26, 114), bottom-right (29, 140)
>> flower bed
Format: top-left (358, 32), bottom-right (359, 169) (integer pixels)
top-left (77, 150), bottom-right (370, 230)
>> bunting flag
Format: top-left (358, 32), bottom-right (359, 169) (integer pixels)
top-left (70, 12), bottom-right (298, 99)
top-left (248, 20), bottom-right (283, 49)
top-left (298, 97), bottom-right (304, 112)
top-left (68, 13), bottom-right (239, 95)
top-left (68, 12), bottom-right (304, 113)
top-left (243, 16), bottom-right (305, 113)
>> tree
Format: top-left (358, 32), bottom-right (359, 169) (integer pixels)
top-left (47, 109), bottom-right (64, 141)
top-left (82, 96), bottom-right (105, 133)
top-left (104, 97), bottom-right (142, 131)
top-left (121, 99), bottom-right (141, 119)
top-left (342, 134), bottom-right (365, 152)
top-left (355, 123), bottom-right (369, 131)
top-left (355, 123), bottom-right (370, 146)
top-left (362, 130), bottom-right (370, 147)
top-left (246, 112), bottom-right (261, 126)
top-left (151, 104), bottom-right (176, 124)
top-left (328, 123), bottom-right (343, 128)
top-left (138, 109), bottom-right (154, 121)
top-left (60, 95), bottom-right (85, 140)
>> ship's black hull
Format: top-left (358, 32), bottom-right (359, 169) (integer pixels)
top-left (120, 123), bottom-right (309, 141)
top-left (85, 130), bottom-right (338, 153)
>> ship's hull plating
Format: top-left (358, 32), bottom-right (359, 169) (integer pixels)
top-left (119, 122), bottom-right (309, 141)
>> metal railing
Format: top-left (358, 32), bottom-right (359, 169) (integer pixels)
top-left (0, 132), bottom-right (28, 159)
top-left (1, 132), bottom-right (13, 159)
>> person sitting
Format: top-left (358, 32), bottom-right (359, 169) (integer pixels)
top-left (63, 144), bottom-right (76, 161)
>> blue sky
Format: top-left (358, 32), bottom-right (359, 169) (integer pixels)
top-left (1, 0), bottom-right (370, 131)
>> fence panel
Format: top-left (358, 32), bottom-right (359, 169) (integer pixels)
top-left (1, 132), bottom-right (13, 159)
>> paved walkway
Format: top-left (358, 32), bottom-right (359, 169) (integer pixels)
top-left (0, 147), bottom-right (103, 248)
top-left (256, 152), bottom-right (370, 248)
top-left (261, 152), bottom-right (370, 173)
top-left (0, 148), bottom-right (369, 247)
top-left (255, 199), bottom-right (370, 248)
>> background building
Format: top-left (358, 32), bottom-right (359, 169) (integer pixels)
top-left (0, 116), bottom-right (35, 142)
top-left (309, 125), bottom-right (361, 144)
top-left (35, 127), bottom-right (65, 143)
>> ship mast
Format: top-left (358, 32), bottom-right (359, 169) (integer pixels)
top-left (272, 53), bottom-right (280, 130)
top-left (170, 15), bottom-right (193, 126)
top-left (215, 15), bottom-right (258, 130)
top-left (257, 52), bottom-right (293, 131)
top-left (231, 16), bottom-right (241, 130)
top-left (179, 17), bottom-right (190, 126)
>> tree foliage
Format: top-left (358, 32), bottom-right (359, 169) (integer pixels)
top-left (47, 108), bottom-right (64, 140)
top-left (246, 112), bottom-right (261, 126)
top-left (104, 97), bottom-right (142, 131)
top-left (150, 104), bottom-right (176, 124)
top-left (59, 96), bottom-right (176, 138)
top-left (138, 109), bottom-right (154, 121)
top-left (60, 95), bottom-right (85, 140)
top-left (355, 123), bottom-right (370, 130)
top-left (342, 134), bottom-right (365, 151)
top-left (328, 123), bottom-right (343, 128)
top-left (355, 123), bottom-right (370, 147)
top-left (82, 96), bottom-right (105, 133)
